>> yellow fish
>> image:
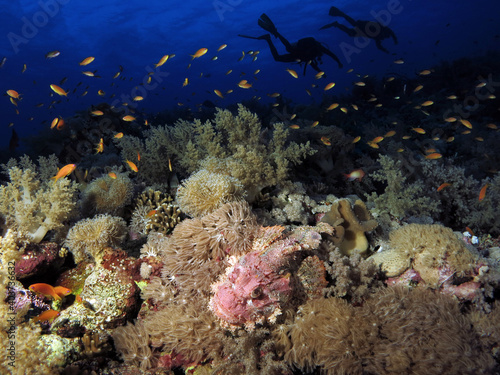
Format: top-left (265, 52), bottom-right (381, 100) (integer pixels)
top-left (122, 115), bottom-right (136, 122)
top-left (154, 55), bottom-right (169, 67)
top-left (79, 56), bottom-right (95, 66)
top-left (50, 84), bottom-right (67, 96)
top-left (286, 68), bottom-right (298, 78)
top-left (324, 82), bottom-right (336, 90)
top-left (191, 48), bottom-right (208, 59)
top-left (217, 44), bottom-right (227, 52)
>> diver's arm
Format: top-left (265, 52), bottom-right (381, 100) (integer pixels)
top-left (321, 46), bottom-right (343, 68)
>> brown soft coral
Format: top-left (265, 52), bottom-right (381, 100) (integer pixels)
top-left (0, 165), bottom-right (78, 243)
top-left (320, 198), bottom-right (378, 255)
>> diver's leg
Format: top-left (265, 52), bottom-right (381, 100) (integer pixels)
top-left (328, 6), bottom-right (356, 26)
top-left (259, 34), bottom-right (294, 62)
top-left (375, 39), bottom-right (389, 53)
top-left (335, 24), bottom-right (358, 37)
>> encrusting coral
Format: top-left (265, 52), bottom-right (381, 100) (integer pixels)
top-left (64, 214), bottom-right (127, 263)
top-left (176, 169), bottom-right (245, 217)
top-left (0, 164), bottom-right (78, 243)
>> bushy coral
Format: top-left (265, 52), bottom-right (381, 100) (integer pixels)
top-left (64, 214), bottom-right (127, 263)
top-left (0, 164), bottom-right (78, 243)
top-left (176, 169), bottom-right (245, 217)
top-left (367, 155), bottom-right (439, 220)
top-left (116, 105), bottom-right (316, 201)
top-left (80, 172), bottom-right (133, 216)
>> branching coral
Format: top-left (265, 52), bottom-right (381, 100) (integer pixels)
top-left (116, 105), bottom-right (316, 201)
top-left (366, 155), bottom-right (439, 220)
top-left (176, 169), bottom-right (245, 217)
top-left (0, 163), bottom-right (78, 243)
top-left (64, 214), bottom-right (127, 263)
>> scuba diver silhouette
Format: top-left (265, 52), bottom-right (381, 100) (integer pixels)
top-left (320, 6), bottom-right (398, 54)
top-left (239, 13), bottom-right (342, 75)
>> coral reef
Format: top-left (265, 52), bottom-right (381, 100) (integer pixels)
top-left (112, 320), bottom-right (155, 371)
top-left (15, 242), bottom-right (66, 279)
top-left (176, 169), bottom-right (245, 217)
top-left (130, 189), bottom-right (181, 237)
top-left (80, 172), bottom-right (133, 217)
top-left (320, 197), bottom-right (378, 255)
top-left (0, 164), bottom-right (78, 243)
top-left (64, 214), bottom-right (127, 263)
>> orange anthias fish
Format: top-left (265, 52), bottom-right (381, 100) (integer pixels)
top-left (33, 309), bottom-right (60, 323)
top-left (479, 184), bottom-right (488, 201)
top-left (50, 84), bottom-right (68, 96)
top-left (191, 47), bottom-right (208, 59)
top-left (286, 68), bottom-right (298, 78)
top-left (95, 138), bottom-right (104, 153)
top-left (79, 56), bottom-right (95, 66)
top-left (53, 286), bottom-right (72, 297)
top-left (126, 160), bottom-right (138, 172)
top-left (437, 183), bottom-right (451, 192)
top-left (52, 164), bottom-right (76, 182)
top-left (108, 172), bottom-right (117, 179)
top-left (29, 283), bottom-right (61, 300)
top-left (344, 169), bottom-right (365, 182)
top-left (425, 153), bottom-right (442, 160)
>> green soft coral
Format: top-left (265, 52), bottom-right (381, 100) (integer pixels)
top-left (193, 104), bottom-right (316, 201)
top-left (366, 155), bottom-right (439, 219)
top-left (0, 164), bottom-right (78, 243)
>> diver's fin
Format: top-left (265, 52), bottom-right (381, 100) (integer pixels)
top-left (258, 13), bottom-right (279, 37)
top-left (238, 34), bottom-right (270, 40)
top-left (328, 6), bottom-right (346, 17)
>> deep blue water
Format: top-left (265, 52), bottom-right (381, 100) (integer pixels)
top-left (0, 0), bottom-right (499, 153)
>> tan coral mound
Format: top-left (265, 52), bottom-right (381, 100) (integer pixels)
top-left (80, 172), bottom-right (133, 216)
top-left (65, 214), bottom-right (127, 263)
top-left (369, 224), bottom-right (478, 283)
top-left (176, 169), bottom-right (245, 217)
